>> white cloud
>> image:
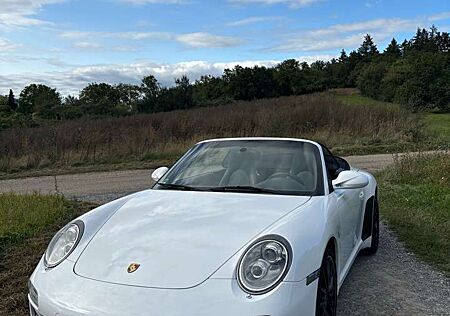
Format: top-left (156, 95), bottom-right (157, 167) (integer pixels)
top-left (429, 11), bottom-right (450, 22)
top-left (73, 42), bottom-right (104, 50)
top-left (0, 0), bottom-right (63, 28)
top-left (228, 0), bottom-right (318, 8)
top-left (0, 55), bottom-right (335, 96)
top-left (59, 31), bottom-right (171, 40)
top-left (271, 14), bottom-right (444, 52)
top-left (0, 38), bottom-right (17, 51)
top-left (176, 32), bottom-right (243, 48)
top-left (277, 33), bottom-right (366, 52)
top-left (59, 31), bottom-right (99, 39)
top-left (227, 16), bottom-right (283, 27)
top-left (117, 32), bottom-right (172, 40)
top-left (60, 30), bottom-right (240, 48)
top-left (310, 18), bottom-right (419, 37)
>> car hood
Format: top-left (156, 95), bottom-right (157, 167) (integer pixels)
top-left (74, 190), bottom-right (310, 289)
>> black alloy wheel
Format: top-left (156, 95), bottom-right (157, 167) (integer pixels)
top-left (315, 247), bottom-right (337, 316)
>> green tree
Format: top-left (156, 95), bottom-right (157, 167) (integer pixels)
top-left (141, 75), bottom-right (160, 97)
top-left (115, 83), bottom-right (141, 113)
top-left (7, 89), bottom-right (17, 111)
top-left (339, 49), bottom-right (348, 63)
top-left (19, 84), bottom-right (61, 119)
top-left (223, 65), bottom-right (277, 101)
top-left (400, 39), bottom-right (411, 56)
top-left (0, 95), bottom-right (7, 112)
top-left (376, 52), bottom-right (449, 111)
top-left (193, 75), bottom-right (228, 105)
top-left (358, 34), bottom-right (379, 58)
top-left (63, 95), bottom-right (80, 107)
top-left (384, 38), bottom-right (401, 59)
top-left (325, 58), bottom-right (349, 88)
top-left (138, 75), bottom-right (161, 113)
top-left (59, 95), bottom-right (83, 120)
top-left (274, 59), bottom-right (301, 96)
top-left (174, 75), bottom-right (194, 109)
top-left (302, 64), bottom-right (326, 93)
top-left (435, 30), bottom-right (450, 53)
top-left (357, 62), bottom-right (388, 99)
top-left (346, 50), bottom-right (363, 86)
top-left (79, 83), bottom-right (120, 115)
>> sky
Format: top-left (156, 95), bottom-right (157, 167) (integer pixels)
top-left (0, 0), bottom-right (449, 96)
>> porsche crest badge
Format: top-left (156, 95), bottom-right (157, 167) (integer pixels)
top-left (127, 263), bottom-right (140, 273)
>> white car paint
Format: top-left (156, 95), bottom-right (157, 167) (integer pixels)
top-left (28, 137), bottom-right (378, 316)
top-left (74, 190), bottom-right (311, 288)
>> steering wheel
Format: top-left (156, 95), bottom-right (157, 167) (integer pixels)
top-left (266, 172), bottom-right (305, 185)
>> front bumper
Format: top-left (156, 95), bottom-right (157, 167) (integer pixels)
top-left (29, 257), bottom-right (317, 316)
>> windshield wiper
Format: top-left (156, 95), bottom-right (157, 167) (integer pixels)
top-left (207, 185), bottom-right (277, 194)
top-left (157, 183), bottom-right (197, 191)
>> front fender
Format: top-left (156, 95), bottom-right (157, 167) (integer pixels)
top-left (64, 191), bottom-right (147, 263)
top-left (211, 196), bottom-right (335, 283)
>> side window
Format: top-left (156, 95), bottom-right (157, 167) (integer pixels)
top-left (321, 146), bottom-right (340, 180)
top-left (335, 156), bottom-right (350, 171)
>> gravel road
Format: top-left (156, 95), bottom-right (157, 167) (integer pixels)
top-left (0, 152), bottom-right (397, 202)
top-left (1, 152), bottom-right (449, 315)
top-left (338, 222), bottom-right (450, 315)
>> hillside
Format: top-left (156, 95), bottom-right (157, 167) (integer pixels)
top-left (0, 92), bottom-right (440, 179)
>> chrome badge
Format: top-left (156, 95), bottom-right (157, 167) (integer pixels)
top-left (127, 263), bottom-right (140, 273)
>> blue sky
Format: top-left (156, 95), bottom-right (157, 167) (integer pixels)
top-left (0, 0), bottom-right (449, 95)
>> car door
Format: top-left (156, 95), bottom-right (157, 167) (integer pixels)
top-left (322, 146), bottom-right (362, 271)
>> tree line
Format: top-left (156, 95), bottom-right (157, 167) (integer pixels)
top-left (0, 25), bottom-right (448, 129)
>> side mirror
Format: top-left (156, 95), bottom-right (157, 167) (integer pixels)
top-left (151, 166), bottom-right (169, 182)
top-left (332, 170), bottom-right (368, 189)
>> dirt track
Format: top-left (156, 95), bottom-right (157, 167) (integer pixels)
top-left (1, 152), bottom-right (449, 315)
top-left (0, 152), bottom-right (396, 202)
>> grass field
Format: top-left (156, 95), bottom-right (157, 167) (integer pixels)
top-left (424, 113), bottom-right (450, 143)
top-left (331, 88), bottom-right (402, 109)
top-left (378, 153), bottom-right (450, 276)
top-left (0, 194), bottom-right (68, 251)
top-left (333, 88), bottom-right (450, 146)
top-left (0, 93), bottom-right (424, 179)
top-left (0, 194), bottom-right (94, 315)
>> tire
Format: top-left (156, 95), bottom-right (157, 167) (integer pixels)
top-left (362, 197), bottom-right (379, 255)
top-left (315, 247), bottom-right (337, 316)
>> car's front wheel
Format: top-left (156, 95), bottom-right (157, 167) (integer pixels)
top-left (315, 247), bottom-right (337, 316)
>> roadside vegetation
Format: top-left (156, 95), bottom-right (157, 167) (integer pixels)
top-left (378, 153), bottom-right (450, 276)
top-left (0, 93), bottom-right (425, 178)
top-left (334, 88), bottom-right (450, 147)
top-left (0, 26), bottom-right (447, 178)
top-left (424, 113), bottom-right (450, 143)
top-left (0, 26), bottom-right (448, 130)
top-left (0, 193), bottom-right (94, 315)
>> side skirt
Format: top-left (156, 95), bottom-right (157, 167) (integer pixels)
top-left (337, 240), bottom-right (364, 293)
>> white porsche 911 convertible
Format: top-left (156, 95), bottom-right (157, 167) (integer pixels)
top-left (28, 138), bottom-right (379, 316)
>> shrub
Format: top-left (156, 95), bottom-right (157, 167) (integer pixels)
top-left (0, 94), bottom-right (423, 172)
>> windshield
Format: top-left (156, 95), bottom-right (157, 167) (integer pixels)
top-left (155, 140), bottom-right (324, 196)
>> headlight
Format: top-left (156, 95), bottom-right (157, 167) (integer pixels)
top-left (237, 236), bottom-right (292, 294)
top-left (44, 221), bottom-right (84, 268)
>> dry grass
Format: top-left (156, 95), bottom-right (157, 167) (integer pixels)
top-left (0, 196), bottom-right (94, 315)
top-left (0, 93), bottom-right (423, 174)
